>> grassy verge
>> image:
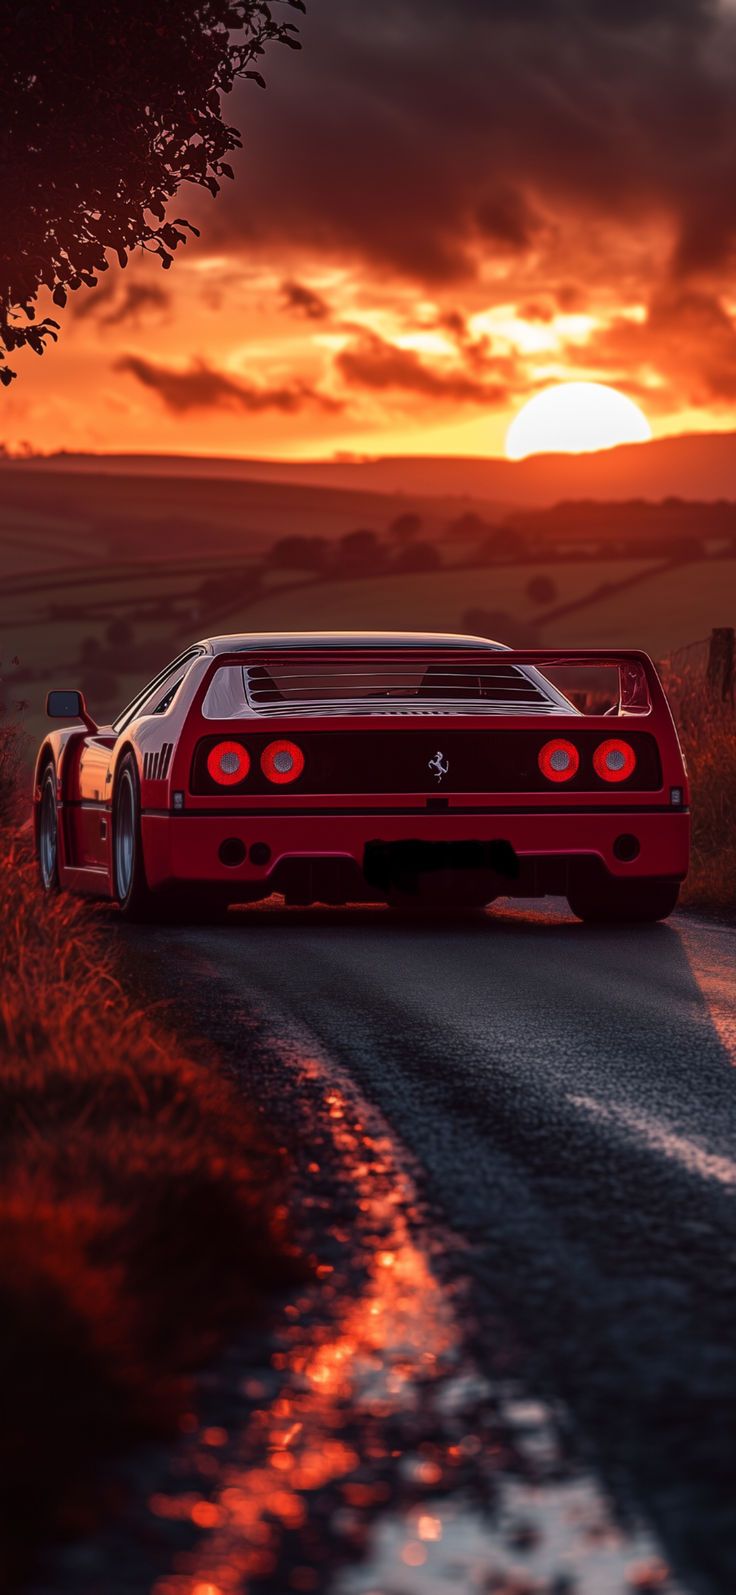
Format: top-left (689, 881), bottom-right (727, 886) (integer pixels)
top-left (664, 668), bottom-right (736, 916)
top-left (0, 725), bottom-right (300, 1585)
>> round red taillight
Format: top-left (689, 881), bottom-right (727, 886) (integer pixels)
top-left (538, 738), bottom-right (580, 783)
top-left (261, 739), bottom-right (305, 785)
top-left (593, 738), bottom-right (637, 783)
top-left (206, 740), bottom-right (250, 786)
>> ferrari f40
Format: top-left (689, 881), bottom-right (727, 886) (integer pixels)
top-left (34, 632), bottom-right (690, 922)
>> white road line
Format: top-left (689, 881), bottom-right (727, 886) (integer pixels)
top-left (569, 1093), bottom-right (736, 1189)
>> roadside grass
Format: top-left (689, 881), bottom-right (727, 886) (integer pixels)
top-left (664, 669), bottom-right (736, 915)
top-left (0, 723), bottom-right (301, 1585)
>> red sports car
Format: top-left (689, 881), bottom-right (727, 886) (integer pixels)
top-left (34, 631), bottom-right (689, 922)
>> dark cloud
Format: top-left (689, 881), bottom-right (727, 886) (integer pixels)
top-left (115, 354), bottom-right (341, 414)
top-left (580, 289), bottom-right (736, 408)
top-left (75, 280), bottom-right (169, 325)
top-left (198, 0), bottom-right (736, 295)
top-left (431, 310), bottom-right (498, 372)
top-left (335, 329), bottom-right (516, 406)
top-left (281, 279), bottom-right (330, 319)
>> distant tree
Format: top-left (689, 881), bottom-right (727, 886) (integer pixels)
top-left (334, 528), bottom-right (386, 576)
top-left (1, 0), bottom-right (303, 384)
top-left (392, 542), bottom-right (441, 574)
top-left (526, 574), bottom-right (558, 606)
top-left (271, 535), bottom-right (328, 572)
top-left (447, 512), bottom-right (495, 543)
top-left (389, 512), bottom-right (422, 546)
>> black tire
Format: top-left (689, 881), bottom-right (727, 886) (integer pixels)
top-left (113, 754), bottom-right (157, 921)
top-left (113, 757), bottom-right (224, 924)
top-left (567, 878), bottom-right (680, 924)
top-left (37, 763), bottom-right (60, 894)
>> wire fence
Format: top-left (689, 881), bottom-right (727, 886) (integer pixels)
top-left (662, 627), bottom-right (735, 707)
top-left (661, 635), bottom-right (710, 672)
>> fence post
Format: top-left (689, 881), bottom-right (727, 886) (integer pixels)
top-left (707, 627), bottom-right (735, 704)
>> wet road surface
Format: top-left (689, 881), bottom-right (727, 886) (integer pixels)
top-left (35, 900), bottom-right (736, 1595)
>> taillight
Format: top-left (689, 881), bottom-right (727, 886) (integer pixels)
top-left (593, 738), bottom-right (637, 783)
top-left (261, 739), bottom-right (305, 785)
top-left (206, 740), bottom-right (250, 786)
top-left (538, 738), bottom-right (579, 783)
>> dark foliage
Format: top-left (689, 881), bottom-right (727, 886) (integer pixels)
top-left (334, 527), bottom-right (388, 577)
top-left (0, 0), bottom-right (303, 384)
top-left (392, 541), bottom-right (441, 574)
top-left (389, 511), bottom-right (422, 546)
top-left (0, 721), bottom-right (23, 829)
top-left (271, 533), bottom-right (329, 571)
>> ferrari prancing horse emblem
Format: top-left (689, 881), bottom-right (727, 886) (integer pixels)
top-left (428, 750), bottom-right (449, 783)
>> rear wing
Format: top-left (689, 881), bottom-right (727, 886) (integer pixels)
top-left (464, 648), bottom-right (665, 716)
top-left (195, 646), bottom-right (667, 720)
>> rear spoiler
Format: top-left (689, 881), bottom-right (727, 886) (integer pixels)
top-left (482, 648), bottom-right (662, 715)
top-left (201, 650), bottom-right (664, 720)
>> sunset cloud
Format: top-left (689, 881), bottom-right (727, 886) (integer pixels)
top-left (8, 0), bottom-right (736, 458)
top-left (75, 280), bottom-right (169, 327)
top-left (209, 0), bottom-right (736, 297)
top-left (335, 329), bottom-right (517, 407)
top-left (280, 279), bottom-right (330, 320)
top-left (575, 289), bottom-right (736, 410)
top-left (115, 354), bottom-right (341, 415)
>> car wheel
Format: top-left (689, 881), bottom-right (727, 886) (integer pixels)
top-left (37, 764), bottom-right (60, 893)
top-left (567, 878), bottom-right (680, 924)
top-left (113, 754), bottom-right (156, 920)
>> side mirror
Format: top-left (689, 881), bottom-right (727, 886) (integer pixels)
top-left (46, 690), bottom-right (98, 732)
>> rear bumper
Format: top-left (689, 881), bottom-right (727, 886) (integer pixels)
top-left (141, 807), bottom-right (690, 895)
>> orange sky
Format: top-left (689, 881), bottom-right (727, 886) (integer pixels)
top-left (4, 1), bottom-right (736, 462)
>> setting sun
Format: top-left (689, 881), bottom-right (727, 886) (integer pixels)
top-left (505, 382), bottom-right (652, 461)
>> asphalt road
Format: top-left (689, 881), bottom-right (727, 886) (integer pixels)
top-left (43, 900), bottom-right (735, 1595)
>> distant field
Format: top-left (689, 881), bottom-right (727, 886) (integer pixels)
top-left (0, 464), bottom-right (453, 573)
top-left (217, 557), bottom-right (730, 657)
top-left (544, 559), bottom-right (735, 653)
top-left (2, 458), bottom-right (733, 751)
top-left (6, 549), bottom-right (732, 756)
top-left (0, 507), bottom-right (98, 574)
top-left (232, 560), bottom-right (647, 635)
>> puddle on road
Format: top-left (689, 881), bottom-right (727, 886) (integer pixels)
top-left (146, 1019), bottom-right (681, 1595)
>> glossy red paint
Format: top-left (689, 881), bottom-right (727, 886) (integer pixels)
top-left (33, 635), bottom-right (690, 917)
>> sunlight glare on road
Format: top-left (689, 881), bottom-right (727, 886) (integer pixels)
top-left (148, 1016), bottom-right (681, 1595)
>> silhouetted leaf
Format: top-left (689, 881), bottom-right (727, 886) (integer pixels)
top-left (1, 0), bottom-right (304, 380)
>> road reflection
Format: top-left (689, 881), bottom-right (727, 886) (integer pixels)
top-left (149, 1033), bottom-right (679, 1595)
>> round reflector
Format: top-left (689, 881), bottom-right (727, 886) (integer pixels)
top-left (206, 740), bottom-right (250, 786)
top-left (593, 738), bottom-right (637, 782)
top-left (538, 738), bottom-right (580, 783)
top-left (261, 739), bottom-right (305, 785)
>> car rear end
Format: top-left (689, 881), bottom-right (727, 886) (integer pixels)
top-left (142, 643), bottom-right (689, 914)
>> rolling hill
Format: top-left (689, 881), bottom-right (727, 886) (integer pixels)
top-left (6, 427), bottom-right (736, 505)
